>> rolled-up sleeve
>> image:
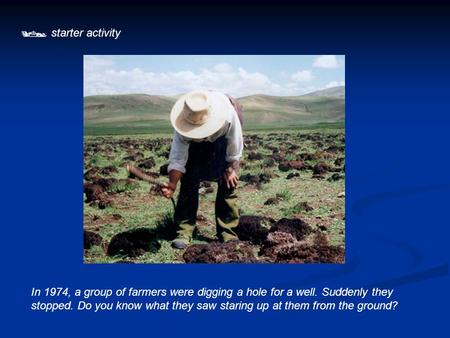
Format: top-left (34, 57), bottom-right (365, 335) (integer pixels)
top-left (225, 105), bottom-right (244, 162)
top-left (168, 132), bottom-right (190, 174)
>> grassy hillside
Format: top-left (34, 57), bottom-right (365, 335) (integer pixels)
top-left (302, 85), bottom-right (345, 98)
top-left (238, 94), bottom-right (344, 125)
top-left (84, 87), bottom-right (345, 135)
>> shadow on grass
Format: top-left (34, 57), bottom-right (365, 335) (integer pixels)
top-left (107, 228), bottom-right (161, 258)
top-left (106, 212), bottom-right (221, 258)
top-left (193, 233), bottom-right (214, 243)
top-left (106, 212), bottom-right (177, 258)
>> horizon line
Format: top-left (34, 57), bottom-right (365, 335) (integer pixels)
top-left (83, 85), bottom-right (345, 99)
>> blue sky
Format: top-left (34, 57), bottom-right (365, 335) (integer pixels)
top-left (84, 55), bottom-right (345, 97)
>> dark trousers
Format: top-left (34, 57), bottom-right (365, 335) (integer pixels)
top-left (173, 135), bottom-right (240, 241)
top-left (174, 175), bottom-right (239, 242)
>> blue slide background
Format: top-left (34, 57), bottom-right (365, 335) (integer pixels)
top-left (1, 3), bottom-right (448, 337)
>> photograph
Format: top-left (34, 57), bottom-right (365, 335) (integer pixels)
top-left (83, 55), bottom-right (346, 263)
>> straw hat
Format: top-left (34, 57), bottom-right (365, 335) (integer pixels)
top-left (170, 90), bottom-right (229, 139)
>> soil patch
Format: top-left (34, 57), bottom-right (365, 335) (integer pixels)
top-left (260, 232), bottom-right (344, 263)
top-left (270, 217), bottom-right (312, 240)
top-left (274, 242), bottom-right (344, 263)
top-left (138, 157), bottom-right (156, 169)
top-left (98, 165), bottom-right (118, 176)
top-left (247, 151), bottom-right (264, 161)
top-left (264, 197), bottom-right (281, 205)
top-left (235, 215), bottom-right (274, 244)
top-left (278, 160), bottom-right (307, 172)
top-left (84, 168), bottom-right (100, 181)
top-left (328, 173), bottom-right (343, 181)
top-left (286, 172), bottom-right (300, 180)
top-left (84, 230), bottom-right (104, 250)
top-left (312, 162), bottom-right (330, 178)
top-left (84, 178), bottom-right (136, 208)
top-left (334, 157), bottom-right (344, 166)
top-left (239, 173), bottom-right (271, 187)
top-left (183, 240), bottom-right (258, 263)
top-left (83, 183), bottom-right (112, 209)
top-left (259, 231), bottom-right (297, 259)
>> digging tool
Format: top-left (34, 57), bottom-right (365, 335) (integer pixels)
top-left (126, 164), bottom-right (176, 210)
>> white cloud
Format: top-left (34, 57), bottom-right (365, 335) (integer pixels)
top-left (313, 55), bottom-right (340, 69)
top-left (291, 70), bottom-right (314, 82)
top-left (213, 63), bottom-right (233, 73)
top-left (325, 80), bottom-right (345, 88)
top-left (83, 56), bottom-right (321, 97)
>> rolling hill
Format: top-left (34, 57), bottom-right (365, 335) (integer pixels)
top-left (84, 86), bottom-right (345, 135)
top-left (302, 85), bottom-right (345, 98)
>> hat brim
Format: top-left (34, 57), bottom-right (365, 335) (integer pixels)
top-left (170, 91), bottom-right (229, 139)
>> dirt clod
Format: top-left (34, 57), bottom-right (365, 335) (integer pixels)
top-left (275, 241), bottom-right (344, 263)
top-left (84, 230), bottom-right (104, 250)
top-left (260, 231), bottom-right (344, 263)
top-left (286, 172), bottom-right (300, 179)
top-left (84, 183), bottom-right (105, 203)
top-left (239, 173), bottom-right (271, 187)
top-left (235, 215), bottom-right (274, 244)
top-left (138, 157), bottom-right (156, 169)
top-left (266, 231), bottom-right (297, 247)
top-left (334, 157), bottom-right (344, 166)
top-left (84, 183), bottom-right (113, 208)
top-left (278, 160), bottom-right (306, 172)
top-left (98, 165), bottom-right (118, 176)
top-left (247, 152), bottom-right (264, 161)
top-left (270, 218), bottom-right (312, 240)
top-left (312, 162), bottom-right (330, 178)
top-left (328, 173), bottom-right (343, 181)
top-left (183, 240), bottom-right (258, 263)
top-left (264, 197), bottom-right (281, 205)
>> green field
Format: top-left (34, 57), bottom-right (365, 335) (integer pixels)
top-left (83, 128), bottom-right (345, 263)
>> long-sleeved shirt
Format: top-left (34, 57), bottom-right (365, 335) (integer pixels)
top-left (168, 92), bottom-right (243, 174)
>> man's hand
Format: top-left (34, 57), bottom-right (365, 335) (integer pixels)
top-left (160, 169), bottom-right (183, 199)
top-left (224, 168), bottom-right (239, 189)
top-left (160, 182), bottom-right (176, 199)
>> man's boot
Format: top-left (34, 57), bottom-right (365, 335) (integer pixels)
top-left (171, 222), bottom-right (195, 249)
